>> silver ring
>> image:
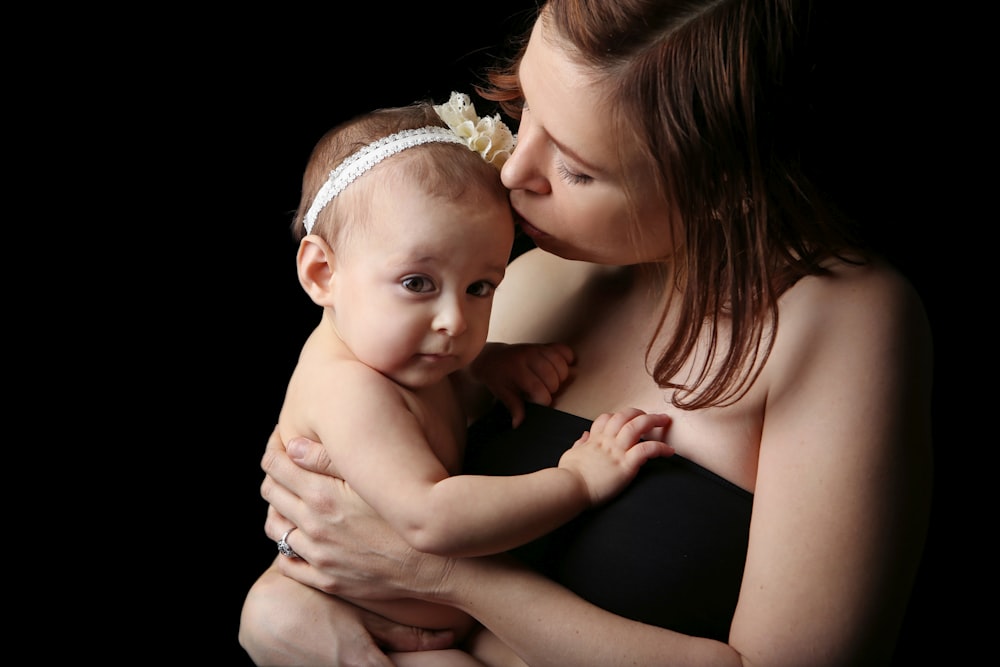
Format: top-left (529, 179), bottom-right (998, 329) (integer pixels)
top-left (277, 528), bottom-right (300, 558)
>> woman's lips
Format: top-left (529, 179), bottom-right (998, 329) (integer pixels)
top-left (513, 208), bottom-right (545, 239)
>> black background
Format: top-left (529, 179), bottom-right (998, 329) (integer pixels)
top-left (125, 2), bottom-right (977, 663)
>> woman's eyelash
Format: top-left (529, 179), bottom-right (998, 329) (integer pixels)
top-left (557, 161), bottom-right (592, 185)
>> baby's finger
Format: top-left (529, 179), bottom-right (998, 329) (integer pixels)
top-left (542, 342), bottom-right (575, 366)
top-left (588, 412), bottom-right (614, 434)
top-left (494, 386), bottom-right (527, 428)
top-left (517, 374), bottom-right (556, 407)
top-left (549, 345), bottom-right (574, 379)
top-left (531, 345), bottom-right (573, 388)
top-left (621, 412), bottom-right (672, 445)
top-left (526, 360), bottom-right (561, 394)
top-left (531, 350), bottom-right (570, 389)
top-left (625, 438), bottom-right (675, 466)
top-left (643, 423), bottom-right (671, 443)
top-left (602, 407), bottom-right (648, 435)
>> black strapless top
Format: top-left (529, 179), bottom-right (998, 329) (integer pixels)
top-left (464, 402), bottom-right (752, 641)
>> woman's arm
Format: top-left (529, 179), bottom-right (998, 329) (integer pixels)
top-left (263, 261), bottom-right (932, 667)
top-left (726, 262), bottom-right (933, 665)
top-left (263, 432), bottom-right (739, 666)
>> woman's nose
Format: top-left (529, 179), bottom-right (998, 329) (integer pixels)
top-left (501, 122), bottom-right (551, 195)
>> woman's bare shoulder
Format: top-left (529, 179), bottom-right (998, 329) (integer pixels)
top-left (490, 249), bottom-right (611, 342)
top-left (781, 257), bottom-right (929, 334)
top-left (767, 257), bottom-right (933, 396)
top-left (505, 247), bottom-right (605, 284)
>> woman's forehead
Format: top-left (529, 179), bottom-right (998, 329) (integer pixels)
top-left (521, 15), bottom-right (623, 171)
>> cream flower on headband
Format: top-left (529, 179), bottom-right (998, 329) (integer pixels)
top-left (434, 92), bottom-right (516, 168)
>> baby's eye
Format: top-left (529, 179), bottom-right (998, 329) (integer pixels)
top-left (467, 281), bottom-right (496, 298)
top-left (402, 275), bottom-right (435, 293)
top-left (556, 160), bottom-right (592, 185)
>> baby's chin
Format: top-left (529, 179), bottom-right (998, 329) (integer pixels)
top-left (387, 356), bottom-right (462, 388)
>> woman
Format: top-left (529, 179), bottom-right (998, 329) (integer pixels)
top-left (240, 1), bottom-right (933, 665)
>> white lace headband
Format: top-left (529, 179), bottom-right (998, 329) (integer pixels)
top-left (303, 92), bottom-right (516, 233)
top-left (303, 127), bottom-right (463, 232)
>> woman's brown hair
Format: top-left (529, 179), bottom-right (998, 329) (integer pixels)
top-left (481, 0), bottom-right (867, 409)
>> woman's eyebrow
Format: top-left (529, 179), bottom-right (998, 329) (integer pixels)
top-left (546, 129), bottom-right (606, 175)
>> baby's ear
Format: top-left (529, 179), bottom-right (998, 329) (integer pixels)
top-left (296, 234), bottom-right (336, 306)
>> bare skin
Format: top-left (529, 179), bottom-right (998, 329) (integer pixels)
top-left (255, 250), bottom-right (932, 667)
top-left (242, 7), bottom-right (933, 666)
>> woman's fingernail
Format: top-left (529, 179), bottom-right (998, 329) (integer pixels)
top-left (287, 438), bottom-right (307, 459)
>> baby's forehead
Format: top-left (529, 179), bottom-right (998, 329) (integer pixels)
top-left (348, 175), bottom-right (508, 234)
top-left (374, 235), bottom-right (511, 283)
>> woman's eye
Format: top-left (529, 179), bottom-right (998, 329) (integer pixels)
top-left (402, 276), bottom-right (435, 293)
top-left (467, 281), bottom-right (496, 298)
top-left (557, 160), bottom-right (592, 185)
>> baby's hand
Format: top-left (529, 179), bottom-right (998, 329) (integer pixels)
top-left (470, 342), bottom-right (574, 427)
top-left (559, 408), bottom-right (673, 506)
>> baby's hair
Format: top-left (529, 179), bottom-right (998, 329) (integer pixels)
top-left (292, 101), bottom-right (509, 244)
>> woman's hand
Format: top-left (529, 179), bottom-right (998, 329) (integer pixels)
top-left (260, 427), bottom-right (453, 602)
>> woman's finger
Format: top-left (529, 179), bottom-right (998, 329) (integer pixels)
top-left (286, 436), bottom-right (340, 476)
top-left (262, 504), bottom-right (297, 547)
